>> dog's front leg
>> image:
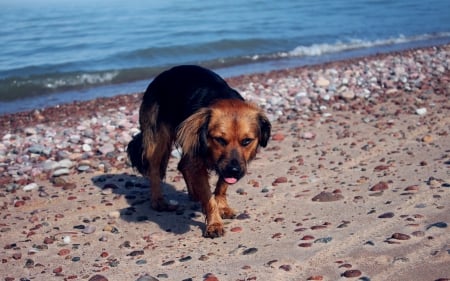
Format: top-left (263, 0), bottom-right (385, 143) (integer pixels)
top-left (179, 158), bottom-right (224, 238)
top-left (214, 178), bottom-right (236, 219)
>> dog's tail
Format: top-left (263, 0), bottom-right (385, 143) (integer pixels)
top-left (127, 132), bottom-right (148, 175)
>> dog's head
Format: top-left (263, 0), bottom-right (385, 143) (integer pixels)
top-left (177, 99), bottom-right (271, 184)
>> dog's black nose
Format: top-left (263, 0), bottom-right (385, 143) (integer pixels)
top-left (226, 159), bottom-right (242, 177)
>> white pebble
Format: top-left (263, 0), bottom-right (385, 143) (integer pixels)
top-left (108, 211), bottom-right (121, 219)
top-left (62, 236), bottom-right (71, 244)
top-left (82, 143), bottom-right (92, 152)
top-left (416, 107), bottom-right (427, 116)
top-left (23, 183), bottom-right (38, 191)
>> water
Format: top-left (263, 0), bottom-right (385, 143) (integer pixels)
top-left (1, 0), bottom-right (449, 114)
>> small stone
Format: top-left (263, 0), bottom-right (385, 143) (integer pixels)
top-left (404, 185), bottom-right (419, 191)
top-left (88, 275), bottom-right (108, 281)
top-left (44, 237), bottom-right (55, 244)
top-left (273, 176), bottom-right (288, 184)
top-left (179, 256), bottom-right (192, 262)
top-left (58, 249), bottom-right (70, 256)
top-left (415, 107), bottom-right (427, 116)
top-left (12, 252), bottom-right (22, 260)
top-left (298, 243), bottom-right (312, 247)
top-left (136, 274), bottom-right (159, 281)
top-left (82, 225), bottom-right (96, 234)
top-left (411, 231), bottom-right (425, 237)
top-left (62, 236), bottom-right (71, 244)
top-left (14, 200), bottom-right (25, 207)
top-left (204, 274), bottom-right (219, 281)
top-left (378, 212), bottom-right (395, 219)
top-left (108, 211), bottom-right (120, 219)
top-left (52, 168), bottom-right (70, 177)
top-left (271, 133), bottom-right (285, 141)
top-left (426, 222), bottom-right (448, 230)
top-left (279, 264), bottom-right (292, 271)
top-left (301, 131), bottom-right (316, 140)
top-left (24, 258), bottom-right (34, 268)
top-left (301, 235), bottom-right (315, 240)
top-left (53, 266), bottom-right (63, 274)
top-left (307, 276), bottom-right (324, 280)
top-left (242, 247), bottom-right (258, 255)
top-left (422, 135), bottom-right (433, 143)
top-left (369, 181), bottom-right (389, 191)
top-left (312, 191), bottom-right (343, 202)
top-left (391, 233), bottom-right (410, 240)
top-left (230, 227), bottom-right (242, 232)
top-left (314, 237), bottom-right (332, 243)
top-left (127, 250), bottom-right (144, 257)
top-left (161, 260), bottom-right (175, 266)
top-left (23, 183), bottom-right (38, 191)
top-left (342, 269), bottom-right (362, 278)
top-left (316, 76), bottom-right (330, 87)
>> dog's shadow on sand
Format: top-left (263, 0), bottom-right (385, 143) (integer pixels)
top-left (91, 173), bottom-right (205, 235)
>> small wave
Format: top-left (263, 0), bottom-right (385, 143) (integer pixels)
top-left (285, 33), bottom-right (450, 58)
top-left (0, 71), bottom-right (120, 101)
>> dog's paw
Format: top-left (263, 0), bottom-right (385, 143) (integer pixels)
top-left (204, 222), bottom-right (225, 238)
top-left (220, 207), bottom-right (236, 219)
top-left (151, 198), bottom-right (177, 212)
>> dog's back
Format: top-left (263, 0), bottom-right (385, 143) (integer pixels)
top-left (142, 65), bottom-right (244, 126)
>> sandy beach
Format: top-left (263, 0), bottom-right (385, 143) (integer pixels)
top-left (1, 45), bottom-right (449, 281)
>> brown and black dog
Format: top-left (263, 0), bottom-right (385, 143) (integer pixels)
top-left (127, 65), bottom-right (271, 238)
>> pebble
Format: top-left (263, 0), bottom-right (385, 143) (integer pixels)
top-left (242, 247), bottom-right (258, 255)
top-left (342, 269), bottom-right (362, 278)
top-left (391, 233), bottom-right (411, 240)
top-left (230, 226), bottom-right (242, 232)
top-left (369, 181), bottom-right (389, 191)
top-left (422, 135), bottom-right (433, 143)
top-left (312, 191), bottom-right (344, 202)
top-left (136, 274), bottom-right (159, 281)
top-left (271, 133), bottom-right (285, 141)
top-left (81, 225), bottom-right (96, 234)
top-left (307, 276), bottom-right (324, 280)
top-left (89, 275), bottom-right (108, 281)
top-left (426, 222), bottom-right (448, 230)
top-left (415, 107), bottom-right (427, 116)
top-left (378, 212), bottom-right (395, 218)
top-left (314, 237), bottom-right (333, 243)
top-left (22, 183), bottom-right (38, 191)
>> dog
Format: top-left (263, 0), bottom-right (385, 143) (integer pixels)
top-left (127, 65), bottom-right (271, 238)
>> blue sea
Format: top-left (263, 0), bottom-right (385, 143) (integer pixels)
top-left (1, 0), bottom-right (449, 114)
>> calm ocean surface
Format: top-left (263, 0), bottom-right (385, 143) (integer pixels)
top-left (1, 0), bottom-right (450, 114)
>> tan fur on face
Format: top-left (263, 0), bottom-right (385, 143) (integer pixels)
top-left (176, 99), bottom-right (266, 168)
top-left (206, 100), bottom-right (261, 170)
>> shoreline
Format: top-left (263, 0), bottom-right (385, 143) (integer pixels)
top-left (1, 43), bottom-right (449, 133)
top-left (0, 44), bottom-right (449, 281)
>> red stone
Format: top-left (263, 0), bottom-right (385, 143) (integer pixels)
top-left (271, 133), bottom-right (285, 141)
top-left (369, 181), bottom-right (389, 191)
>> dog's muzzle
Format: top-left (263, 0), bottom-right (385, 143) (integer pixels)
top-left (222, 159), bottom-right (244, 184)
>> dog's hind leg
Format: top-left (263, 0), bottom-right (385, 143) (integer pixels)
top-left (140, 104), bottom-right (173, 211)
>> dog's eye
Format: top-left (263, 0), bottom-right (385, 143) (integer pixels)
top-left (214, 137), bottom-right (228, 146)
top-left (241, 138), bottom-right (254, 147)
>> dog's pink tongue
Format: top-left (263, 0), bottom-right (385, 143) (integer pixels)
top-left (224, 177), bottom-right (238, 184)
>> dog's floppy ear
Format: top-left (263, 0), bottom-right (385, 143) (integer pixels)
top-left (177, 108), bottom-right (211, 157)
top-left (258, 112), bottom-right (271, 147)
